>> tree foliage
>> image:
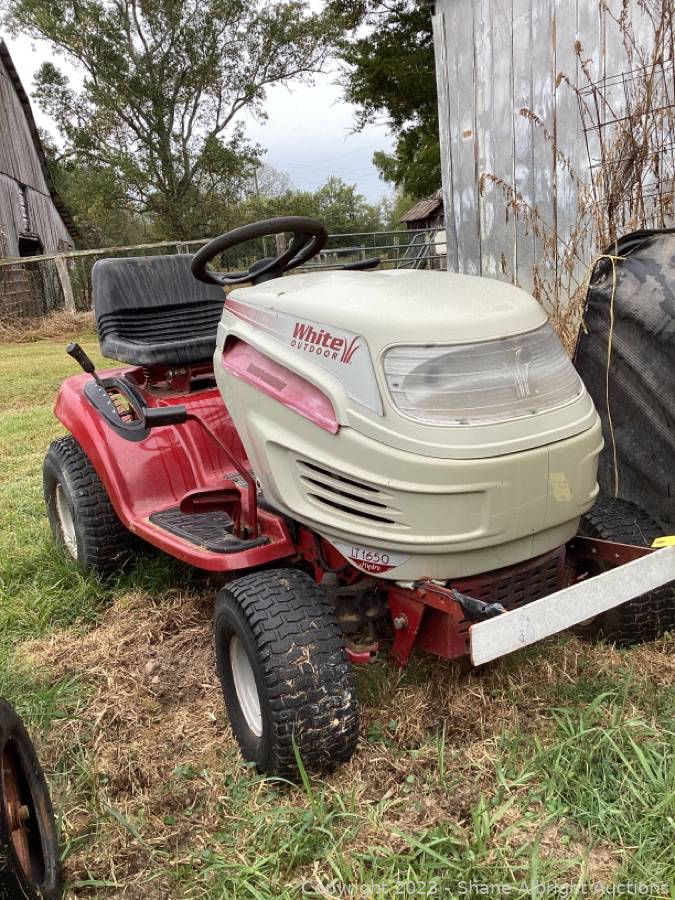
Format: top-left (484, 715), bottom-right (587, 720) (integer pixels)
top-left (45, 138), bottom-right (387, 244)
top-left (40, 131), bottom-right (148, 246)
top-left (330, 0), bottom-right (440, 200)
top-left (2, 0), bottom-right (334, 238)
top-left (241, 175), bottom-right (386, 235)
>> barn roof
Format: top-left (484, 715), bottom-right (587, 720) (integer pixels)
top-left (400, 189), bottom-right (444, 223)
top-left (0, 39), bottom-right (79, 243)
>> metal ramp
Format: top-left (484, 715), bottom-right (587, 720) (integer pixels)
top-left (397, 230), bottom-right (434, 269)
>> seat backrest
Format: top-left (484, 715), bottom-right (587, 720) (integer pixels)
top-left (93, 254), bottom-right (226, 366)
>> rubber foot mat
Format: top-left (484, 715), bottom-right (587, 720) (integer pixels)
top-left (149, 507), bottom-right (268, 553)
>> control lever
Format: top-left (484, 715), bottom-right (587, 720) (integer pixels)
top-left (142, 406), bottom-right (189, 428)
top-left (66, 342), bottom-right (104, 388)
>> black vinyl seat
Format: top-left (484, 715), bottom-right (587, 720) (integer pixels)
top-left (93, 254), bottom-right (226, 366)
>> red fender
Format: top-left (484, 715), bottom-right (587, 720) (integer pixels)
top-left (54, 367), bottom-right (295, 571)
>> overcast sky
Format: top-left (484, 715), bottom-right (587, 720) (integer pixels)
top-left (4, 33), bottom-right (395, 203)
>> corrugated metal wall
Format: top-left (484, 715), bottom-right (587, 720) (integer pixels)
top-left (432, 0), bottom-right (669, 308)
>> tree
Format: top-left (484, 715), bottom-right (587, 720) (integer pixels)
top-left (249, 164), bottom-right (294, 200)
top-left (2, 0), bottom-right (335, 238)
top-left (330, 0), bottom-right (440, 199)
top-left (385, 190), bottom-right (418, 229)
top-left (240, 176), bottom-right (385, 235)
top-left (41, 131), bottom-right (148, 247)
top-left (310, 176), bottom-right (383, 233)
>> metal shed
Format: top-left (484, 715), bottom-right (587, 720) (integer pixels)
top-left (432, 0), bottom-right (674, 311)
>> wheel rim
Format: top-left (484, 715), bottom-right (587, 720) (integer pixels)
top-left (55, 483), bottom-right (77, 559)
top-left (1, 739), bottom-right (51, 887)
top-left (229, 635), bottom-right (262, 737)
top-left (2, 747), bottom-right (32, 880)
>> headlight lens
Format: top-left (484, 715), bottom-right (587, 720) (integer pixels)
top-left (383, 324), bottom-right (583, 426)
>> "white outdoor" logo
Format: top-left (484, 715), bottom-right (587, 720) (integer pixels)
top-left (291, 322), bottom-right (361, 364)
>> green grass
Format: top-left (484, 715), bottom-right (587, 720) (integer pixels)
top-left (0, 331), bottom-right (104, 410)
top-left (0, 336), bottom-right (189, 720)
top-left (166, 690), bottom-right (674, 898)
top-left (0, 334), bottom-right (673, 898)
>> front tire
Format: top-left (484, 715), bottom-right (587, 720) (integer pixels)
top-left (43, 436), bottom-right (133, 573)
top-left (0, 701), bottom-right (62, 900)
top-left (574, 497), bottom-right (675, 645)
top-left (214, 568), bottom-right (359, 778)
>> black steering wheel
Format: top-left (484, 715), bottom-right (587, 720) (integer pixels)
top-left (191, 216), bottom-right (328, 287)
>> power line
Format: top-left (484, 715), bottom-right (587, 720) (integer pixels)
top-left (293, 169), bottom-right (386, 186)
top-left (281, 138), bottom-right (391, 170)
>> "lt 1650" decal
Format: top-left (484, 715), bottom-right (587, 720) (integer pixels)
top-left (332, 541), bottom-right (409, 575)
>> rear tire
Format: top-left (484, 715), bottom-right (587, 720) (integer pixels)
top-left (43, 436), bottom-right (133, 573)
top-left (574, 497), bottom-right (675, 646)
top-left (214, 568), bottom-right (359, 778)
top-left (0, 700), bottom-right (62, 900)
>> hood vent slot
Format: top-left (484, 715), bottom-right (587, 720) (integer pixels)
top-left (297, 459), bottom-right (403, 526)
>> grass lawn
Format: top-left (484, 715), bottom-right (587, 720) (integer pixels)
top-left (0, 331), bottom-right (673, 899)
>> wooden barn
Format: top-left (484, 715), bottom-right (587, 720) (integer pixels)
top-left (397, 190), bottom-right (446, 269)
top-left (399, 190), bottom-right (445, 231)
top-left (431, 0), bottom-right (675, 309)
top-left (0, 38), bottom-right (78, 314)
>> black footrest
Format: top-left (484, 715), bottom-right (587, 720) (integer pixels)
top-left (149, 507), bottom-right (268, 553)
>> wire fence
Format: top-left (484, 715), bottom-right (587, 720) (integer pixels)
top-left (0, 228), bottom-right (447, 320)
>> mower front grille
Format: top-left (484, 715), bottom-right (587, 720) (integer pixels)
top-left (296, 459), bottom-right (404, 527)
top-left (454, 546), bottom-right (566, 611)
top-left (414, 546), bottom-right (567, 661)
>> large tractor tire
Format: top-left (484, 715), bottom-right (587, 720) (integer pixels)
top-left (0, 700), bottom-right (62, 900)
top-left (574, 496), bottom-right (675, 646)
top-left (213, 568), bottom-right (359, 778)
top-left (43, 436), bottom-right (133, 574)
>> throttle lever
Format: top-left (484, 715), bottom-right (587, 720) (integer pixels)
top-left (66, 342), bottom-right (104, 388)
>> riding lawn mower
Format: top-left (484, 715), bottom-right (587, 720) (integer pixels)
top-left (43, 217), bottom-right (675, 777)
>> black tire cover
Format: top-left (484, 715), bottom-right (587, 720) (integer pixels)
top-left (574, 228), bottom-right (675, 530)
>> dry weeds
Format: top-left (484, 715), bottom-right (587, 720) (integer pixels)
top-left (485, 0), bottom-right (675, 346)
top-left (24, 589), bottom-right (219, 897)
top-left (0, 310), bottom-right (95, 343)
top-left (19, 585), bottom-right (672, 897)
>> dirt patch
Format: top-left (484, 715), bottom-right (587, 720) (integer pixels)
top-left (19, 591), bottom-right (518, 894)
top-left (498, 804), bottom-right (622, 882)
top-left (588, 635), bottom-right (675, 682)
top-left (23, 589), bottom-right (223, 897)
top-left (0, 310), bottom-right (95, 343)
top-left (22, 596), bottom-right (667, 897)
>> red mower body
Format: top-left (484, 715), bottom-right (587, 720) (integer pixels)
top-left (53, 363), bottom-right (662, 669)
top-left (52, 359), bottom-right (569, 664)
top-left (54, 365), bottom-right (295, 571)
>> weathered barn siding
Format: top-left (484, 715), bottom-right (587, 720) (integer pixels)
top-left (0, 43), bottom-right (76, 258)
top-left (0, 173), bottom-right (74, 257)
top-left (432, 0), bottom-right (671, 307)
top-left (0, 40), bottom-right (78, 316)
